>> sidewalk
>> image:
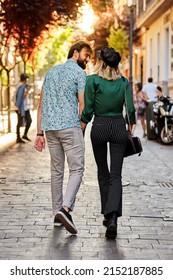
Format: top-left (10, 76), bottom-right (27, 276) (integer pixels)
top-left (0, 111), bottom-right (37, 152)
top-left (0, 120), bottom-right (173, 260)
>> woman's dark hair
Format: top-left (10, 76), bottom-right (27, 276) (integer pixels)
top-left (96, 47), bottom-right (121, 68)
top-left (157, 86), bottom-right (162, 92)
top-left (135, 82), bottom-right (142, 91)
top-left (67, 41), bottom-right (92, 59)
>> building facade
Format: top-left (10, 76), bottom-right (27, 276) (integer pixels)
top-left (135, 0), bottom-right (173, 96)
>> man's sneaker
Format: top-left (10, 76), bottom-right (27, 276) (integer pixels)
top-left (54, 214), bottom-right (63, 227)
top-left (56, 208), bottom-right (77, 234)
top-left (22, 135), bottom-right (31, 141)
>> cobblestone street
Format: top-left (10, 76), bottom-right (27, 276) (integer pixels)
top-left (0, 118), bottom-right (173, 260)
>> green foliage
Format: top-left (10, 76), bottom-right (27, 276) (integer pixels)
top-left (0, 69), bottom-right (8, 85)
top-left (118, 6), bottom-right (140, 46)
top-left (0, 0), bottom-right (85, 68)
top-left (87, 0), bottom-right (117, 50)
top-left (30, 27), bottom-right (73, 78)
top-left (107, 27), bottom-right (129, 60)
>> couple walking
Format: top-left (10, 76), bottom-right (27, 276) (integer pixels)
top-left (35, 41), bottom-right (135, 240)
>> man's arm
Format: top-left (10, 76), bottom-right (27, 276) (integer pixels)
top-left (34, 88), bottom-right (45, 152)
top-left (139, 91), bottom-right (148, 102)
top-left (37, 88), bottom-right (44, 134)
top-left (78, 92), bottom-right (85, 117)
top-left (141, 85), bottom-right (149, 102)
top-left (142, 92), bottom-right (149, 103)
top-left (78, 92), bottom-right (87, 132)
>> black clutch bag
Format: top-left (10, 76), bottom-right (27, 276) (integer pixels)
top-left (124, 133), bottom-right (143, 157)
top-left (122, 76), bottom-right (143, 158)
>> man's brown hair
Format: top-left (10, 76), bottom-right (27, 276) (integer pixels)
top-left (67, 41), bottom-right (92, 59)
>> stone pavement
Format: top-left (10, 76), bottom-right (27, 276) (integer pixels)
top-left (0, 117), bottom-right (173, 260)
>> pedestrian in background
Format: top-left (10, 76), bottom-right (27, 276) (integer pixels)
top-left (35, 41), bottom-right (92, 235)
top-left (132, 82), bottom-right (147, 137)
top-left (15, 73), bottom-right (32, 143)
top-left (142, 77), bottom-right (157, 102)
top-left (156, 85), bottom-right (163, 100)
top-left (142, 77), bottom-right (157, 139)
top-left (80, 47), bottom-right (136, 239)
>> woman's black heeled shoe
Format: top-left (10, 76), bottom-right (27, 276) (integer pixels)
top-left (103, 218), bottom-right (110, 227)
top-left (105, 212), bottom-right (117, 239)
top-left (103, 213), bottom-right (112, 227)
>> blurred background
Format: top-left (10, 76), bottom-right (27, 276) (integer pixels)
top-left (0, 0), bottom-right (173, 135)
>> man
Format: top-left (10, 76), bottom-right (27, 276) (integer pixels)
top-left (142, 77), bottom-right (157, 102)
top-left (142, 77), bottom-right (157, 139)
top-left (15, 73), bottom-right (32, 143)
top-left (35, 41), bottom-right (92, 234)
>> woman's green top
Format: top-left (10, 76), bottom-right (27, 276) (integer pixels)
top-left (81, 74), bottom-right (136, 125)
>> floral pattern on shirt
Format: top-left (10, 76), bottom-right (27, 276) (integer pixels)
top-left (41, 59), bottom-right (86, 131)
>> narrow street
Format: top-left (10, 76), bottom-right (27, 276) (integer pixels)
top-left (0, 120), bottom-right (173, 260)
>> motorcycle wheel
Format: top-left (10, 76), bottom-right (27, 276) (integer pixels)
top-left (160, 123), bottom-right (173, 144)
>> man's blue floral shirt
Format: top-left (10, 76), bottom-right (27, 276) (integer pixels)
top-left (41, 59), bottom-right (86, 131)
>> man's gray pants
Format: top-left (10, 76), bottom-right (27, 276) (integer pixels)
top-left (46, 127), bottom-right (85, 215)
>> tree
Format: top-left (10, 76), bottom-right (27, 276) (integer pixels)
top-left (0, 0), bottom-right (86, 69)
top-left (0, 0), bottom-right (88, 132)
top-left (117, 5), bottom-right (141, 47)
top-left (0, 0), bottom-right (86, 132)
top-left (87, 0), bottom-right (117, 51)
top-left (90, 0), bottom-right (113, 13)
top-left (87, 2), bottom-right (140, 54)
top-left (29, 27), bottom-right (73, 78)
top-left (107, 27), bottom-right (129, 59)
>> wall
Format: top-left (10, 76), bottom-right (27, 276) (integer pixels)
top-left (135, 4), bottom-right (173, 96)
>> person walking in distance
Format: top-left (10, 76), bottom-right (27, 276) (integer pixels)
top-left (156, 85), bottom-right (163, 100)
top-left (35, 41), bottom-right (92, 234)
top-left (142, 77), bottom-right (157, 139)
top-left (15, 73), bottom-right (32, 143)
top-left (142, 77), bottom-right (157, 102)
top-left (132, 82), bottom-right (147, 137)
top-left (80, 47), bottom-right (136, 239)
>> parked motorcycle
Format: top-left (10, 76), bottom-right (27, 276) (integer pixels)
top-left (149, 96), bottom-right (173, 144)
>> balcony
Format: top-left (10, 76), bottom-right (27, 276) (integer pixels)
top-left (137, 0), bottom-right (172, 28)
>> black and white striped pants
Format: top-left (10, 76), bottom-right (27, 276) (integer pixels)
top-left (90, 116), bottom-right (128, 217)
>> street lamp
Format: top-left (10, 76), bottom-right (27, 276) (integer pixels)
top-left (127, 0), bottom-right (136, 94)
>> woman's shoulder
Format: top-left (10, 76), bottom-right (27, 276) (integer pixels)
top-left (86, 74), bottom-right (101, 83)
top-left (121, 76), bottom-right (129, 84)
top-left (87, 74), bottom-right (99, 79)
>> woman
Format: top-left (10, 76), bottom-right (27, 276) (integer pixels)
top-left (132, 83), bottom-right (147, 137)
top-left (80, 47), bottom-right (135, 239)
top-left (156, 86), bottom-right (163, 99)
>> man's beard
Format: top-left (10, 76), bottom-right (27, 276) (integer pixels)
top-left (77, 58), bottom-right (86, 69)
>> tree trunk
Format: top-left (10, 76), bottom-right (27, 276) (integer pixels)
top-left (24, 61), bottom-right (26, 73)
top-left (32, 67), bottom-right (36, 109)
top-left (6, 70), bottom-right (11, 133)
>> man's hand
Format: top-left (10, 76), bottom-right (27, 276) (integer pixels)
top-left (34, 136), bottom-right (45, 152)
